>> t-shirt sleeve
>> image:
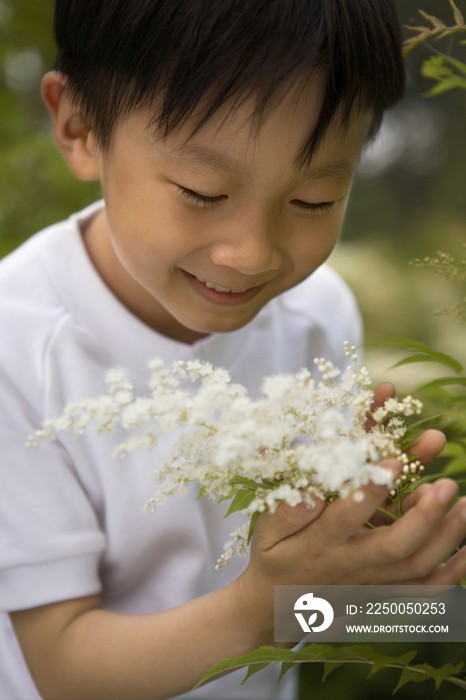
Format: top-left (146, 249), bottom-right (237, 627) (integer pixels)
top-left (283, 264), bottom-right (364, 370)
top-left (327, 264), bottom-right (363, 364)
top-left (328, 267), bottom-right (364, 366)
top-left (0, 367), bottom-right (105, 611)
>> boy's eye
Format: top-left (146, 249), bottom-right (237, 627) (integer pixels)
top-left (177, 186), bottom-right (338, 216)
top-left (178, 187), bottom-right (226, 207)
top-left (291, 199), bottom-right (338, 215)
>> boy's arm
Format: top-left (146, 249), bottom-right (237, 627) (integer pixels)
top-left (10, 447), bottom-right (466, 700)
top-left (10, 579), bottom-right (268, 700)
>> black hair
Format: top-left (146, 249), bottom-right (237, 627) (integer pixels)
top-left (52, 0), bottom-right (405, 167)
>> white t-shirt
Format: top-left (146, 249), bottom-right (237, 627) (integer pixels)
top-left (0, 200), bottom-right (362, 700)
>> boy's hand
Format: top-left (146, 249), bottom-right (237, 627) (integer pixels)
top-left (367, 382), bottom-right (447, 527)
top-left (237, 382), bottom-right (466, 624)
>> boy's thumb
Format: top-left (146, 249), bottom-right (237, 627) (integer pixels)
top-left (254, 494), bottom-right (326, 550)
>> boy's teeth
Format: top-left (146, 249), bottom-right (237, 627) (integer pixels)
top-left (204, 282), bottom-right (233, 292)
top-left (195, 276), bottom-right (233, 293)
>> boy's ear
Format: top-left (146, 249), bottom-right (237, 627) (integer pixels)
top-left (41, 71), bottom-right (101, 182)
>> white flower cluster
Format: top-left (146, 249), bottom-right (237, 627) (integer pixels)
top-left (27, 343), bottom-right (423, 570)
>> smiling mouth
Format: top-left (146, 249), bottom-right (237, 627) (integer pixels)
top-left (183, 271), bottom-right (261, 294)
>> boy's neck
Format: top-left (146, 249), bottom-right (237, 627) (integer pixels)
top-left (80, 207), bottom-right (211, 345)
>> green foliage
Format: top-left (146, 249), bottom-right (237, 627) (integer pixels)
top-left (188, 644), bottom-right (466, 695)
top-left (380, 338), bottom-right (464, 374)
top-left (403, 0), bottom-right (466, 57)
top-left (247, 510), bottom-right (261, 544)
top-left (379, 335), bottom-right (466, 485)
top-left (422, 53), bottom-right (466, 95)
top-left (196, 484), bottom-right (207, 500)
top-left (403, 1), bottom-right (466, 102)
top-left (219, 476), bottom-right (282, 533)
top-left (393, 661), bottom-right (464, 692)
top-left (224, 487), bottom-right (257, 516)
top-left (0, 0), bottom-right (102, 257)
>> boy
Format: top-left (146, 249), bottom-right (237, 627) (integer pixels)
top-left (1, 1), bottom-right (466, 698)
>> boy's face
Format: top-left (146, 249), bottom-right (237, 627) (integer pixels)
top-left (82, 74), bottom-right (372, 343)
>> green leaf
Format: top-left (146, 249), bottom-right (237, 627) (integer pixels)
top-left (390, 355), bottom-right (451, 371)
top-left (424, 77), bottom-right (466, 97)
top-left (400, 430), bottom-right (424, 451)
top-left (442, 457), bottom-right (466, 476)
top-left (390, 354), bottom-right (465, 373)
top-left (418, 9), bottom-right (446, 30)
top-left (415, 471), bottom-right (444, 485)
top-left (247, 510), bottom-right (261, 544)
top-left (417, 377), bottom-right (466, 392)
top-left (441, 441), bottom-right (466, 457)
top-left (343, 646), bottom-right (416, 668)
top-left (227, 476), bottom-right (260, 488)
top-left (450, 0), bottom-right (465, 27)
top-left (420, 54), bottom-right (466, 89)
top-left (188, 646), bottom-right (295, 693)
top-left (376, 339), bottom-right (439, 352)
top-left (377, 339), bottom-right (463, 374)
top-left (367, 651), bottom-right (415, 679)
top-left (400, 439), bottom-right (422, 452)
top-left (294, 643), bottom-right (344, 662)
top-left (394, 662), bottom-right (464, 692)
top-left (295, 644), bottom-right (416, 669)
top-left (393, 667), bottom-right (431, 693)
top-left (196, 485), bottom-right (207, 500)
top-left (433, 52), bottom-right (466, 78)
top-left (420, 50), bottom-right (466, 97)
top-left (224, 488), bottom-right (257, 517)
top-left (322, 662), bottom-right (343, 681)
top-left (217, 486), bottom-right (237, 503)
top-left (428, 661), bottom-right (464, 690)
top-left (188, 643), bottom-right (466, 698)
top-left (259, 480), bottom-right (285, 490)
top-left (241, 662), bottom-right (270, 684)
top-left (278, 662), bottom-right (296, 681)
top-left (403, 412), bottom-right (448, 431)
top-left (421, 56), bottom-right (454, 80)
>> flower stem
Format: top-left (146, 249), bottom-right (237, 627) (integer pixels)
top-left (377, 506), bottom-right (398, 522)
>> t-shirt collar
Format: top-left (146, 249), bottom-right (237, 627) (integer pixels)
top-left (41, 200), bottom-right (273, 381)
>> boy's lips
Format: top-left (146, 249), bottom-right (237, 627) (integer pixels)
top-left (180, 269), bottom-right (268, 305)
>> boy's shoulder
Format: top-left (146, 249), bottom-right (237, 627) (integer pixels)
top-left (273, 263), bottom-right (363, 370)
top-left (0, 200), bottom-right (103, 298)
top-left (0, 202), bottom-right (104, 404)
top-left (278, 262), bottom-right (361, 324)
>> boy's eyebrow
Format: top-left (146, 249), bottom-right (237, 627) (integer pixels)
top-left (162, 144), bottom-right (356, 182)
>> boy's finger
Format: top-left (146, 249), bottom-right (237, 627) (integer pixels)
top-left (394, 545), bottom-right (466, 586)
top-left (364, 382), bottom-right (395, 432)
top-left (374, 429), bottom-right (444, 525)
top-left (253, 492), bottom-right (326, 550)
top-left (406, 429), bottom-right (446, 466)
top-left (369, 428), bottom-right (444, 527)
top-left (370, 484), bottom-right (433, 526)
top-left (312, 460), bottom-right (401, 545)
top-left (373, 497), bottom-right (466, 582)
top-left (366, 479), bottom-right (459, 568)
top-left (399, 483), bottom-right (433, 513)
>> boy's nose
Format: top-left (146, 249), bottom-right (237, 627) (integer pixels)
top-left (209, 213), bottom-right (282, 275)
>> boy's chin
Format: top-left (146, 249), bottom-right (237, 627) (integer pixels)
top-left (174, 307), bottom-right (264, 338)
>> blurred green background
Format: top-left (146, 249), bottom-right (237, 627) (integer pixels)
top-left (1, 0), bottom-right (465, 698)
